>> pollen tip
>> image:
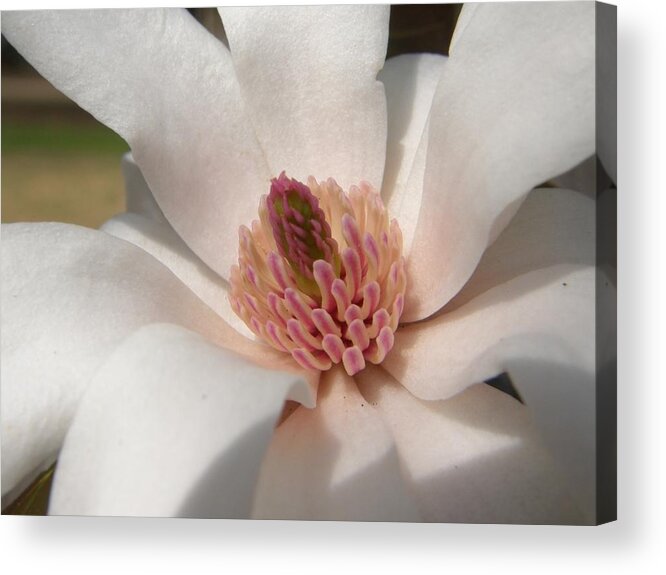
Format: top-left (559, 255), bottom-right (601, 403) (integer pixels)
top-left (342, 346), bottom-right (366, 376)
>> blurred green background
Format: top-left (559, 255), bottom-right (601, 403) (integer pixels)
top-left (1, 5), bottom-right (461, 515)
top-left (1, 55), bottom-right (129, 228)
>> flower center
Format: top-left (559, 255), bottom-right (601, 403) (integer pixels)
top-left (266, 173), bottom-right (340, 295)
top-left (230, 172), bottom-right (406, 376)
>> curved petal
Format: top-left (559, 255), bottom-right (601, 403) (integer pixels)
top-left (120, 152), bottom-right (168, 224)
top-left (379, 53), bottom-right (447, 254)
top-left (489, 264), bottom-right (615, 524)
top-left (355, 370), bottom-right (586, 524)
top-left (219, 5), bottom-right (389, 189)
top-left (383, 197), bottom-right (607, 522)
top-left (101, 212), bottom-right (253, 339)
top-left (403, 2), bottom-right (595, 320)
top-left (388, 269), bottom-right (595, 405)
top-left (109, 153), bottom-right (252, 337)
top-left (252, 367), bottom-right (421, 521)
top-left (1, 223), bottom-right (311, 501)
top-left (497, 338), bottom-right (600, 524)
top-left (2, 9), bottom-right (270, 279)
top-left (442, 187), bottom-right (594, 312)
top-left (385, 184), bottom-right (596, 400)
top-left (49, 323), bottom-right (313, 517)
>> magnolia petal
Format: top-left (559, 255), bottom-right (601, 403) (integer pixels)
top-left (356, 370), bottom-right (585, 524)
top-left (252, 368), bottom-right (421, 521)
top-left (2, 9), bottom-right (270, 279)
top-left (443, 187), bottom-right (594, 312)
top-left (491, 260), bottom-right (615, 523)
top-left (379, 53), bottom-right (447, 255)
top-left (384, 180), bottom-right (610, 519)
top-left (399, 265), bottom-right (595, 394)
top-left (497, 338), bottom-right (599, 524)
top-left (385, 187), bottom-right (596, 402)
top-left (0, 222), bottom-right (222, 500)
top-left (102, 212), bottom-right (253, 339)
top-left (387, 267), bottom-right (595, 406)
top-left (403, 2), bottom-right (595, 320)
top-left (219, 5), bottom-right (389, 189)
top-left (49, 323), bottom-right (313, 517)
top-left (0, 223), bottom-right (310, 502)
top-left (120, 152), bottom-right (168, 224)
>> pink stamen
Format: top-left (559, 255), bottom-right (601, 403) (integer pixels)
top-left (342, 346), bottom-right (366, 376)
top-left (322, 333), bottom-right (345, 363)
top-left (363, 232), bottom-right (380, 273)
top-left (331, 279), bottom-right (351, 321)
top-left (341, 214), bottom-right (364, 265)
top-left (267, 251), bottom-right (292, 291)
top-left (311, 308), bottom-right (341, 337)
top-left (266, 292), bottom-right (290, 326)
top-left (344, 304), bottom-right (363, 324)
top-left (347, 318), bottom-right (370, 351)
top-left (284, 288), bottom-right (315, 331)
top-left (265, 321), bottom-right (289, 352)
top-left (367, 308), bottom-right (390, 339)
top-left (360, 281), bottom-right (380, 319)
top-left (287, 318), bottom-right (322, 351)
top-left (313, 260), bottom-right (337, 313)
top-left (292, 348), bottom-right (332, 371)
top-left (230, 174), bottom-right (406, 377)
top-left (341, 247), bottom-right (362, 299)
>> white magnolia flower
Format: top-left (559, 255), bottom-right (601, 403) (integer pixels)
top-left (1, 4), bottom-right (608, 523)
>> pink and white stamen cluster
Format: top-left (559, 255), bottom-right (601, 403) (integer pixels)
top-left (230, 172), bottom-right (406, 376)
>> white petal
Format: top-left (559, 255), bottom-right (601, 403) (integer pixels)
top-left (219, 5), bottom-right (389, 189)
top-left (252, 368), bottom-right (421, 522)
top-left (385, 188), bottom-right (597, 402)
top-left (356, 371), bottom-right (586, 524)
top-left (2, 9), bottom-right (270, 279)
top-left (496, 265), bottom-right (615, 523)
top-left (49, 323), bottom-right (313, 517)
top-left (382, 188), bottom-right (609, 522)
top-left (120, 152), bottom-right (168, 224)
top-left (403, 2), bottom-right (595, 320)
top-left (1, 223), bottom-right (306, 501)
top-left (443, 187), bottom-right (595, 312)
top-left (110, 153), bottom-right (252, 336)
top-left (496, 339), bottom-right (597, 523)
top-left (101, 212), bottom-right (253, 339)
top-left (379, 53), bottom-right (447, 254)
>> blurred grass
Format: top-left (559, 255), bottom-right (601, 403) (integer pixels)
top-left (2, 119), bottom-right (129, 228)
top-left (2, 465), bottom-right (55, 515)
top-left (2, 121), bottom-right (128, 154)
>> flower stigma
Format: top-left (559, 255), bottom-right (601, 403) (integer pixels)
top-left (230, 172), bottom-right (406, 376)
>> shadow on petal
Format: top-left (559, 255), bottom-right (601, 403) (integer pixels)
top-left (413, 438), bottom-right (585, 524)
top-left (252, 372), bottom-right (421, 522)
top-left (178, 418), bottom-right (287, 519)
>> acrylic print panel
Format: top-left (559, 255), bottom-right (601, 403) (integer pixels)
top-left (1, 3), bottom-right (616, 524)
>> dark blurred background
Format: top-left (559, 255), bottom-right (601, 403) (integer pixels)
top-left (1, 5), bottom-right (461, 231)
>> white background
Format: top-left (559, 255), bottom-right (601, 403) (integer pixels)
top-left (1, 0), bottom-right (664, 573)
